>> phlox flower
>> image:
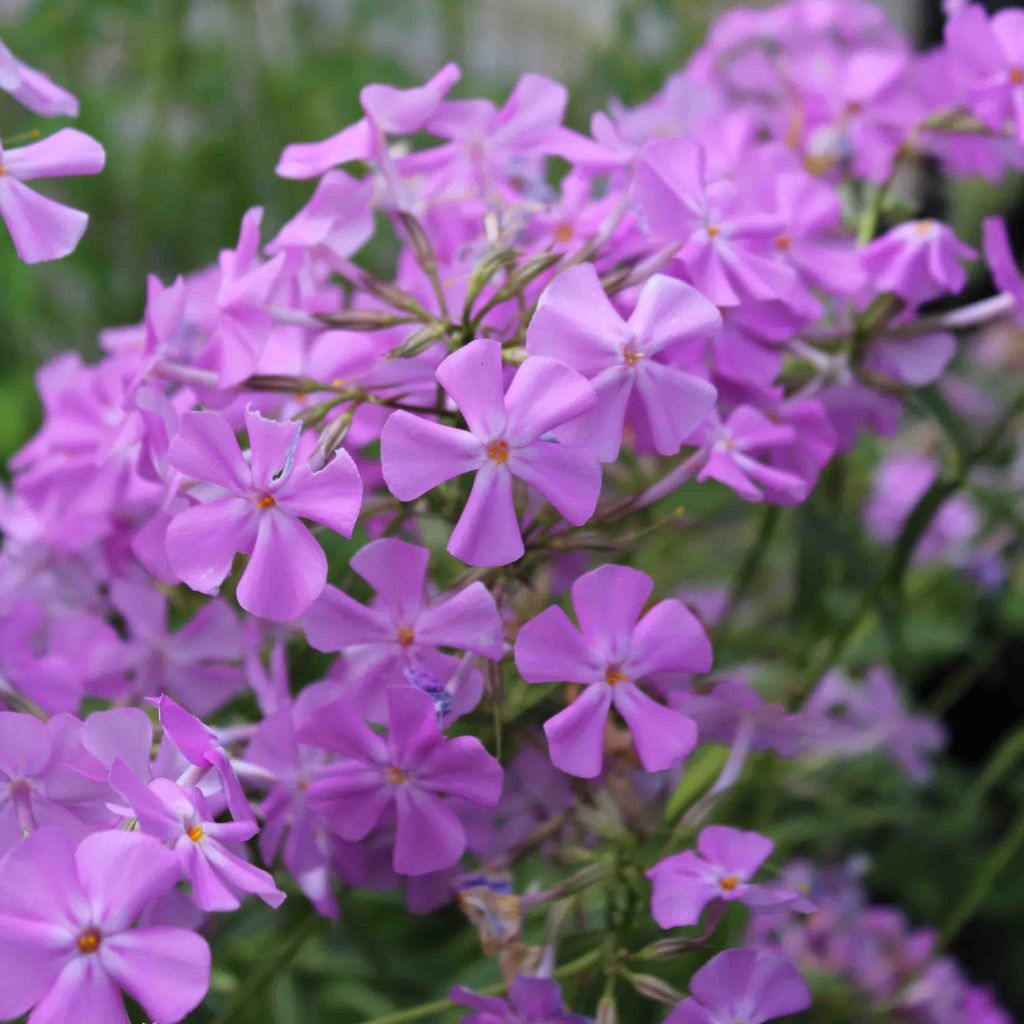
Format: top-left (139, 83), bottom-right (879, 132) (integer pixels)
top-left (300, 687), bottom-right (503, 875)
top-left (982, 216), bottom-right (1024, 324)
top-left (110, 759), bottom-right (285, 913)
top-left (527, 264), bottom-right (719, 461)
top-left (166, 406), bottom-right (362, 620)
top-left (860, 220), bottom-right (977, 306)
top-left (303, 537), bottom-right (503, 720)
top-left (0, 129), bottom-right (105, 263)
top-left (647, 825), bottom-right (795, 929)
top-left (0, 828), bottom-right (210, 1024)
top-left (666, 948), bottom-right (810, 1024)
top-left (381, 338), bottom-right (601, 566)
top-left (451, 976), bottom-right (582, 1024)
top-left (514, 564), bottom-right (711, 778)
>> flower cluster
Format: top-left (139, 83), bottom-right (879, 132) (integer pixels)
top-left (1, 2), bottom-right (1022, 1021)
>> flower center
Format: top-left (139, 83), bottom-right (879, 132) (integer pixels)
top-left (396, 625), bottom-right (415, 647)
top-left (256, 494), bottom-right (275, 509)
top-left (775, 233), bottom-right (792, 252)
top-left (914, 219), bottom-right (935, 238)
top-left (385, 766), bottom-right (408, 785)
top-left (1010, 67), bottom-right (1024, 86)
top-left (706, 225), bottom-right (721, 238)
top-left (554, 222), bottom-right (573, 245)
top-left (77, 928), bottom-right (101, 954)
top-left (623, 345), bottom-right (644, 367)
top-left (486, 440), bottom-right (510, 465)
top-left (187, 824), bottom-right (204, 842)
top-left (719, 874), bottom-right (739, 892)
top-left (846, 100), bottom-right (864, 116)
top-left (604, 666), bottom-right (629, 686)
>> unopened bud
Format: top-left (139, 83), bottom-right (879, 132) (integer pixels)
top-left (622, 970), bottom-right (684, 1006)
top-left (464, 247), bottom-right (518, 315)
top-left (595, 995), bottom-right (618, 1024)
top-left (318, 309), bottom-right (412, 331)
top-left (397, 212), bottom-right (438, 272)
top-left (358, 276), bottom-right (431, 318)
top-left (244, 374), bottom-right (323, 394)
top-left (492, 252), bottom-right (562, 302)
top-left (387, 322), bottom-right (450, 359)
top-left (316, 409), bottom-right (355, 462)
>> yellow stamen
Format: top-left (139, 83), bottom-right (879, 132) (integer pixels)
top-left (914, 220), bottom-right (935, 237)
top-left (486, 440), bottom-right (510, 465)
top-left (623, 346), bottom-right (644, 367)
top-left (706, 225), bottom-right (721, 238)
top-left (187, 824), bottom-right (204, 842)
top-left (604, 666), bottom-right (629, 686)
top-left (775, 233), bottom-right (792, 252)
top-left (331, 378), bottom-right (345, 388)
top-left (0, 166), bottom-right (6, 177)
top-left (1011, 67), bottom-right (1024, 86)
top-left (77, 929), bottom-right (101, 954)
top-left (256, 494), bottom-right (275, 509)
top-left (396, 625), bottom-right (415, 647)
top-left (385, 766), bottom-right (408, 785)
top-left (719, 874), bottom-right (739, 892)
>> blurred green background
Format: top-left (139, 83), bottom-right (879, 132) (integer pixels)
top-left (2, 2), bottom-right (1023, 1021)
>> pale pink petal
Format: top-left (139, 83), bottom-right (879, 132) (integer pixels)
top-left (634, 361), bottom-right (717, 456)
top-left (628, 599), bottom-right (713, 677)
top-left (303, 584), bottom-right (393, 651)
top-left (612, 683), bottom-right (697, 772)
top-left (245, 407), bottom-right (300, 491)
top-left (447, 463), bottom-right (522, 566)
top-left (435, 338), bottom-right (507, 439)
top-left (543, 684), bottom-right (613, 778)
top-left (514, 605), bottom-right (601, 684)
top-left (503, 356), bottom-right (597, 445)
top-left (168, 410), bottom-right (249, 493)
top-left (572, 564), bottom-right (652, 648)
top-left (415, 581), bottom-right (503, 658)
top-left (272, 449), bottom-right (362, 536)
top-left (165, 497), bottom-right (257, 596)
top-left (697, 826), bottom-right (773, 878)
top-left (393, 784), bottom-right (465, 875)
top-left (2, 129), bottom-right (105, 180)
top-left (628, 274), bottom-right (722, 355)
top-left (380, 412), bottom-right (482, 500)
top-left (29, 957), bottom-right (128, 1024)
top-left (508, 440), bottom-right (601, 525)
top-left (275, 118), bottom-right (375, 179)
top-left (0, 176), bottom-right (87, 263)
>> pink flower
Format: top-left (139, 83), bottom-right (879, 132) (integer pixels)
top-left (303, 537), bottom-right (503, 720)
top-left (945, 6), bottom-right (1024, 146)
top-left (166, 406), bottom-right (362, 620)
top-left (0, 828), bottom-right (210, 1024)
top-left (0, 129), bottom-right (105, 263)
top-left (632, 139), bottom-right (798, 306)
top-left (195, 208), bottom-right (291, 387)
top-left (982, 216), bottom-right (1024, 324)
top-left (110, 760), bottom-right (285, 913)
top-left (451, 977), bottom-right (579, 1024)
top-left (276, 64), bottom-right (461, 179)
top-left (527, 265), bottom-right (719, 461)
top-left (0, 35), bottom-right (79, 116)
top-left (380, 338), bottom-right (600, 566)
top-left (514, 564), bottom-right (711, 778)
top-left (666, 948), bottom-right (810, 1024)
top-left (300, 687), bottom-right (503, 875)
top-left (647, 825), bottom-right (794, 929)
top-left (860, 220), bottom-right (977, 306)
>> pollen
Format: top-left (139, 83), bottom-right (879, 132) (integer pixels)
top-left (604, 666), bottom-right (629, 686)
top-left (775, 233), bottom-right (792, 252)
top-left (623, 346), bottom-right (644, 367)
top-left (719, 874), bottom-right (739, 892)
top-left (706, 225), bottom-right (721, 238)
top-left (77, 928), bottom-right (101, 954)
top-left (187, 824), bottom-right (204, 842)
top-left (554, 222), bottom-right (573, 245)
top-left (385, 766), bottom-right (408, 785)
top-left (1010, 67), bottom-right (1024, 86)
top-left (914, 219), bottom-right (935, 237)
top-left (0, 166), bottom-right (6, 177)
top-left (256, 494), bottom-right (275, 509)
top-left (486, 440), bottom-right (510, 465)
top-left (396, 625), bottom-right (415, 647)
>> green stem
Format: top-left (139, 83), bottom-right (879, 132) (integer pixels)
top-left (941, 805), bottom-right (1024, 947)
top-left (715, 506), bottom-right (780, 636)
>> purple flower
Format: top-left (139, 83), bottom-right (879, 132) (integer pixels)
top-left (0, 712), bottom-right (111, 855)
top-left (451, 976), bottom-right (585, 1024)
top-left (0, 828), bottom-right (210, 1024)
top-left (300, 686), bottom-right (503, 875)
top-left (381, 338), bottom-right (600, 566)
top-left (0, 35), bottom-right (79, 116)
top-left (195, 208), bottom-right (291, 387)
top-left (861, 220), bottom-right (977, 306)
top-left (945, 6), bottom-right (1024, 146)
top-left (276, 63), bottom-right (461, 179)
top-left (110, 759), bottom-right (285, 913)
top-left (166, 405), bottom-right (362, 620)
top-left (526, 265), bottom-right (719, 461)
top-left (111, 580), bottom-right (245, 715)
top-left (648, 825), bottom-right (794, 929)
top-left (803, 667), bottom-right (945, 782)
top-left (514, 564), bottom-right (711, 778)
top-left (303, 537), bottom-right (503, 720)
top-left (632, 139), bottom-right (798, 306)
top-left (666, 948), bottom-right (810, 1024)
top-left (982, 216), bottom-right (1024, 324)
top-left (0, 129), bottom-right (105, 263)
